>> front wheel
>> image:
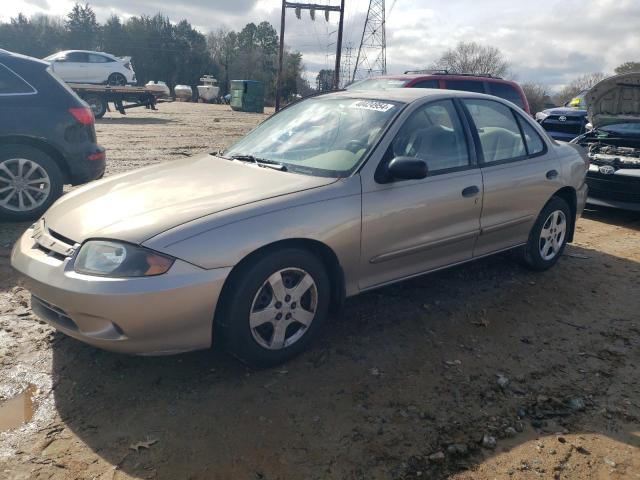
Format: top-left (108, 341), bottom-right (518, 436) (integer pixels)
top-left (522, 196), bottom-right (571, 270)
top-left (217, 248), bottom-right (330, 368)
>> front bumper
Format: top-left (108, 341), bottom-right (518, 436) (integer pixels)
top-left (11, 226), bottom-right (231, 355)
top-left (586, 165), bottom-right (640, 212)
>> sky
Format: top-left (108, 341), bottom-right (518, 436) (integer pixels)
top-left (2, 0), bottom-right (639, 91)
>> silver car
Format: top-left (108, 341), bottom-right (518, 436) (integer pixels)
top-left (11, 89), bottom-right (589, 366)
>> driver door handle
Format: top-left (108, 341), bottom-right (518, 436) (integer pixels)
top-left (462, 185), bottom-right (480, 198)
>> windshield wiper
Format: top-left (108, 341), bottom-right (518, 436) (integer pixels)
top-left (230, 154), bottom-right (287, 171)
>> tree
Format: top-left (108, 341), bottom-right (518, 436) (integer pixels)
top-left (433, 41), bottom-right (509, 77)
top-left (100, 15), bottom-right (127, 55)
top-left (316, 69), bottom-right (335, 91)
top-left (554, 72), bottom-right (606, 106)
top-left (521, 82), bottom-right (553, 114)
top-left (65, 3), bottom-right (98, 50)
top-left (614, 61), bottom-right (640, 75)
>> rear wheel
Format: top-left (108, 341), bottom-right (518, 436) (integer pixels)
top-left (107, 73), bottom-right (127, 86)
top-left (0, 145), bottom-right (63, 221)
top-left (217, 248), bottom-right (330, 368)
top-left (84, 94), bottom-right (107, 119)
top-left (523, 196), bottom-right (571, 270)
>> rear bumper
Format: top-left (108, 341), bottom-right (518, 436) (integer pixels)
top-left (11, 226), bottom-right (231, 355)
top-left (65, 144), bottom-right (106, 184)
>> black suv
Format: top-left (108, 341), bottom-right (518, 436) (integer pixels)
top-left (0, 49), bottom-right (105, 221)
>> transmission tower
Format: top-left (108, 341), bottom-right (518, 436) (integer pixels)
top-left (340, 43), bottom-right (353, 88)
top-left (352, 0), bottom-right (386, 82)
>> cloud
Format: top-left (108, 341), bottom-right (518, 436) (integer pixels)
top-left (3, 0), bottom-right (640, 89)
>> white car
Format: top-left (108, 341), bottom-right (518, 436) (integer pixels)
top-left (44, 50), bottom-right (136, 86)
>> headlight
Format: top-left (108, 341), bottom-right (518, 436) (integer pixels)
top-left (74, 240), bottom-right (174, 277)
top-left (535, 112), bottom-right (548, 122)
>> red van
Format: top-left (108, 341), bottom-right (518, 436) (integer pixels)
top-left (347, 70), bottom-right (531, 114)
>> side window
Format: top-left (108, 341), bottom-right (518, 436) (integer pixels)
top-left (412, 79), bottom-right (439, 89)
top-left (88, 54), bottom-right (109, 63)
top-left (66, 52), bottom-right (88, 62)
top-left (445, 80), bottom-right (486, 93)
top-left (517, 116), bottom-right (545, 155)
top-left (391, 99), bottom-right (470, 173)
top-left (0, 64), bottom-right (35, 95)
top-left (487, 82), bottom-right (525, 109)
top-left (464, 99), bottom-right (526, 163)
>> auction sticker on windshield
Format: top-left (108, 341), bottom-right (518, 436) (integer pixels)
top-left (350, 100), bottom-right (396, 112)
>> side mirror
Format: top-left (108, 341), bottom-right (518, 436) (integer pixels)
top-left (386, 156), bottom-right (428, 181)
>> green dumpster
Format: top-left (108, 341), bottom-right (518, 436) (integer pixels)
top-left (230, 80), bottom-right (265, 113)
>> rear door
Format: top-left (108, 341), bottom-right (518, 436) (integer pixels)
top-left (359, 98), bottom-right (483, 289)
top-left (52, 52), bottom-right (89, 83)
top-left (86, 53), bottom-right (111, 83)
top-left (461, 98), bottom-right (561, 256)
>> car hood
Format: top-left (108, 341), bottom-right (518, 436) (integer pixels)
top-left (541, 107), bottom-right (587, 116)
top-left (43, 154), bottom-right (337, 244)
top-left (587, 73), bottom-right (640, 128)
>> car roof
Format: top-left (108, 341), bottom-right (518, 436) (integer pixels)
top-left (363, 73), bottom-right (519, 85)
top-left (318, 88), bottom-right (511, 105)
top-left (56, 50), bottom-right (116, 57)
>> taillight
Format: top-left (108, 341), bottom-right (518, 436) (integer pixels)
top-left (69, 107), bottom-right (94, 125)
top-left (124, 62), bottom-right (132, 70)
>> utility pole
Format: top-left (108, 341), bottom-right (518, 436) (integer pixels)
top-left (275, 1), bottom-right (345, 111)
top-left (352, 0), bottom-right (387, 82)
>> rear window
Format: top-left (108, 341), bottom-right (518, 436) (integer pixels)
top-left (411, 79), bottom-right (439, 89)
top-left (346, 78), bottom-right (409, 90)
top-left (445, 80), bottom-right (486, 93)
top-left (0, 63), bottom-right (35, 95)
top-left (488, 82), bottom-right (525, 109)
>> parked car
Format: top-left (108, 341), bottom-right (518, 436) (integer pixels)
top-left (535, 91), bottom-right (589, 141)
top-left (571, 73), bottom-right (640, 211)
top-left (0, 49), bottom-right (105, 221)
top-left (12, 88), bottom-right (588, 366)
top-left (43, 50), bottom-right (136, 86)
top-left (346, 70), bottom-right (531, 114)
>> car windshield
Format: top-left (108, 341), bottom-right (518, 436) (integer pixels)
top-left (346, 78), bottom-right (409, 90)
top-left (599, 122), bottom-right (640, 136)
top-left (224, 97), bottom-right (401, 177)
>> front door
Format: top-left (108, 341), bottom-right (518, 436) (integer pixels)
top-left (52, 52), bottom-right (89, 83)
top-left (460, 98), bottom-right (563, 256)
top-left (359, 99), bottom-right (483, 290)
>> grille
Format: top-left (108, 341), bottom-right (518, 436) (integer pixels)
top-left (31, 295), bottom-right (78, 331)
top-left (587, 174), bottom-right (640, 203)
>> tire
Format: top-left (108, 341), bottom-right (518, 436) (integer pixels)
top-left (84, 94), bottom-right (107, 119)
top-left (522, 196), bottom-right (572, 271)
top-left (217, 248), bottom-right (330, 368)
top-left (0, 145), bottom-right (64, 221)
top-left (107, 73), bottom-right (127, 86)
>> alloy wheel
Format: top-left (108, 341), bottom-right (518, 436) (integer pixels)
top-left (0, 158), bottom-right (51, 212)
top-left (538, 210), bottom-right (567, 261)
top-left (249, 268), bottom-right (318, 350)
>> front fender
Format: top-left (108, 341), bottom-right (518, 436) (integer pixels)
top-left (143, 176), bottom-right (363, 296)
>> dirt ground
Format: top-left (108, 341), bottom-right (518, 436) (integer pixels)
top-left (1, 102), bottom-right (639, 480)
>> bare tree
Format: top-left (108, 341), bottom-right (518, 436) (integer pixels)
top-left (432, 41), bottom-right (510, 77)
top-left (554, 72), bottom-right (606, 106)
top-left (614, 61), bottom-right (640, 75)
top-left (521, 82), bottom-right (552, 114)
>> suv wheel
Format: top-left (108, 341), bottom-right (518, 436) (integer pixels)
top-left (217, 248), bottom-right (330, 368)
top-left (523, 196), bottom-right (571, 270)
top-left (0, 145), bottom-right (63, 221)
